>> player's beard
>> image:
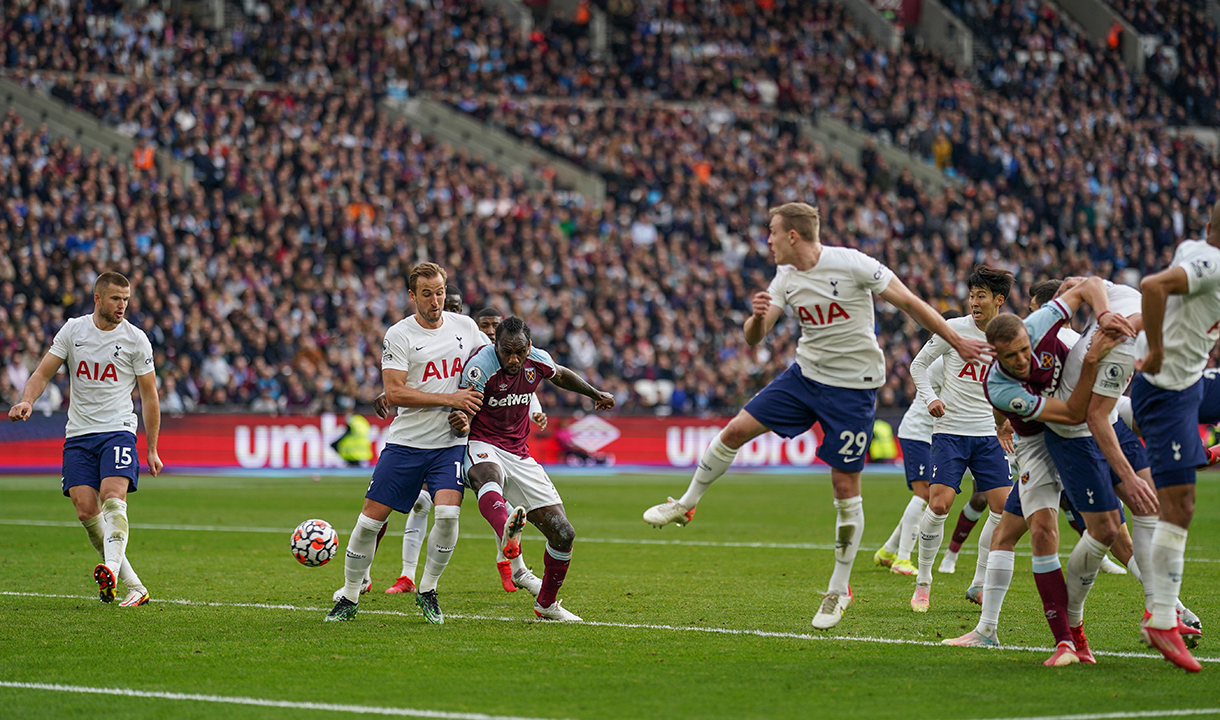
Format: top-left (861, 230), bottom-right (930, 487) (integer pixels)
top-left (100, 308), bottom-right (122, 325)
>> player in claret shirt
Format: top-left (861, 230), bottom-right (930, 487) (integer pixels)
top-left (641, 201), bottom-right (990, 630)
top-left (450, 317), bottom-right (614, 621)
top-left (9, 271), bottom-right (161, 608)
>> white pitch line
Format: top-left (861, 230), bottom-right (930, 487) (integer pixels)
top-left (2, 591), bottom-right (1216, 665)
top-left (0, 681), bottom-right (572, 720)
top-left (969, 710), bottom-right (1220, 720)
top-left (4, 518), bottom-right (1219, 562)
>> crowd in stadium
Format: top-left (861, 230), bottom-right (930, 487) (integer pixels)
top-left (2, 0), bottom-right (1219, 418)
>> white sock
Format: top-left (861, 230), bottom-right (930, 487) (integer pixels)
top-left (83, 513), bottom-right (142, 591)
top-left (828, 496), bottom-right (863, 595)
top-left (882, 518), bottom-right (903, 555)
top-left (510, 554), bottom-right (528, 573)
top-left (678, 433), bottom-right (738, 509)
top-left (897, 496), bottom-right (927, 561)
top-left (971, 511), bottom-right (1002, 588)
top-left (917, 509), bottom-right (948, 586)
top-left (1127, 555), bottom-right (1141, 582)
top-left (1150, 522), bottom-right (1188, 629)
top-left (1129, 514), bottom-right (1157, 612)
top-left (100, 498), bottom-right (129, 576)
top-left (342, 513), bottom-right (385, 602)
top-left (977, 549), bottom-right (1014, 637)
top-left (963, 503), bottom-right (985, 522)
top-left (401, 492), bottom-right (433, 580)
top-left (419, 505), bottom-right (460, 593)
top-left (1066, 531), bottom-right (1110, 628)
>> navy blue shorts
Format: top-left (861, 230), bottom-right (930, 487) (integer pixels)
top-left (743, 364), bottom-right (876, 472)
top-left (1200, 369), bottom-right (1220, 425)
top-left (367, 444), bottom-right (465, 513)
top-left (62, 431), bottom-right (139, 498)
top-left (1114, 419), bottom-right (1149, 472)
top-left (1044, 431), bottom-right (1123, 513)
top-left (1061, 492), bottom-right (1126, 530)
top-left (899, 438), bottom-right (932, 490)
top-left (1131, 375), bottom-right (1205, 487)
top-left (929, 434), bottom-right (1011, 494)
top-left (1003, 481), bottom-right (1023, 516)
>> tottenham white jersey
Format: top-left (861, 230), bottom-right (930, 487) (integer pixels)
top-left (767, 246), bottom-right (895, 389)
top-left (910, 316), bottom-right (994, 436)
top-left (1047, 282), bottom-right (1142, 439)
top-left (48, 315), bottom-right (154, 439)
top-left (1136, 240), bottom-right (1220, 391)
top-left (897, 356), bottom-right (943, 443)
top-left (380, 312), bottom-right (490, 449)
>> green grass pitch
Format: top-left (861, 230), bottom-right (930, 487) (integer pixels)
top-left (1, 470), bottom-right (1218, 719)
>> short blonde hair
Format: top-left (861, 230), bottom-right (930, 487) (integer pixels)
top-left (769, 202), bottom-right (820, 244)
top-left (408, 262), bottom-right (447, 293)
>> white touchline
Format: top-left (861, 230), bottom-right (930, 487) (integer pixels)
top-left (0, 681), bottom-right (574, 720)
top-left (1, 591), bottom-right (1216, 665)
top-left (1, 519), bottom-right (1217, 562)
top-left (968, 709), bottom-right (1220, 720)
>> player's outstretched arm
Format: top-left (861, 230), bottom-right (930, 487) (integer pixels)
top-left (910, 336), bottom-right (949, 418)
top-left (382, 368), bottom-right (483, 414)
top-left (1136, 267), bottom-right (1189, 374)
top-left (743, 292), bottom-right (784, 346)
top-left (136, 372), bottom-right (163, 477)
top-left (1056, 277), bottom-right (1137, 338)
top-left (8, 352), bottom-right (65, 421)
top-left (549, 365), bottom-right (615, 410)
top-left (877, 277), bottom-right (991, 362)
top-left (1038, 329), bottom-right (1125, 425)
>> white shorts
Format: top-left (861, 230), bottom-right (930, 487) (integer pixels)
top-left (464, 440), bottom-right (562, 513)
top-left (1014, 432), bottom-right (1061, 517)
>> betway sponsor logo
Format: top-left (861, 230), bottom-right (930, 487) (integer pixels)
top-left (235, 413), bottom-right (387, 469)
top-left (486, 393), bottom-right (532, 408)
top-left (666, 426), bottom-right (819, 467)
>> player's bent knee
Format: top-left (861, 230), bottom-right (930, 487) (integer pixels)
top-left (721, 412), bottom-right (765, 449)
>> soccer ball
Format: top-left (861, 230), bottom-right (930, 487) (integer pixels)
top-left (291, 519), bottom-right (338, 567)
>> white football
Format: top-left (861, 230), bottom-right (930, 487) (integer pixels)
top-left (291, 519), bottom-right (339, 567)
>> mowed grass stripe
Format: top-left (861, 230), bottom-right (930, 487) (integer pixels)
top-left (1, 519), bottom-right (1217, 562)
top-left (4, 591), bottom-right (1215, 665)
top-left (0, 681), bottom-right (575, 720)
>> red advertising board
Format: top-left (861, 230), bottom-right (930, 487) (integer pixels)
top-left (3, 412), bottom-right (1213, 473)
top-left (0, 413), bottom-right (830, 471)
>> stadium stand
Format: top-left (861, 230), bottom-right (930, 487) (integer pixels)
top-left (1, 0), bottom-right (1218, 419)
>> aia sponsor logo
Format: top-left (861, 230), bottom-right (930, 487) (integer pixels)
top-left (421, 357), bottom-right (464, 382)
top-left (956, 362), bottom-right (987, 383)
top-left (76, 361), bottom-right (119, 382)
top-left (797, 302), bottom-right (850, 326)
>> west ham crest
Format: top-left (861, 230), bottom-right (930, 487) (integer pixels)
top-left (525, 368), bottom-right (536, 383)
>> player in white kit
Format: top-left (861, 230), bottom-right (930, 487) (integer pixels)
top-left (8, 272), bottom-right (162, 607)
top-left (642, 202), bottom-right (989, 630)
top-left (325, 263), bottom-right (488, 624)
top-left (1131, 202), bottom-right (1220, 671)
top-left (874, 355), bottom-right (943, 576)
top-left (908, 266), bottom-right (1016, 612)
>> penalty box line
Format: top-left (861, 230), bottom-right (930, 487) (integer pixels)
top-left (1, 519), bottom-right (1218, 563)
top-left (2, 591), bottom-right (1217, 665)
top-left (0, 680), bottom-right (572, 720)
